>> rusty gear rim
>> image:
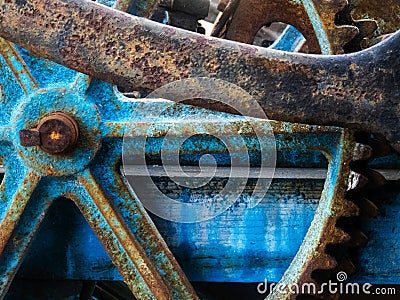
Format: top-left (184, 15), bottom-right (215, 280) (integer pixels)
top-left (270, 136), bottom-right (388, 299)
top-left (212, 0), bottom-right (359, 54)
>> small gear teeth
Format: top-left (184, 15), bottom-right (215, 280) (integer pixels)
top-left (314, 253), bottom-right (338, 271)
top-left (364, 169), bottom-right (387, 188)
top-left (329, 137), bottom-right (389, 290)
top-left (337, 0), bottom-right (400, 51)
top-left (330, 227), bottom-right (352, 244)
top-left (303, 139), bottom-right (385, 299)
top-left (316, 0), bottom-right (359, 53)
top-left (338, 257), bottom-right (356, 275)
top-left (335, 0), bottom-right (377, 52)
top-left (354, 19), bottom-right (378, 45)
top-left (353, 143), bottom-right (373, 161)
top-left (353, 197), bottom-right (378, 217)
top-left (335, 200), bottom-right (360, 218)
top-left (328, 25), bottom-right (359, 54)
top-left (348, 171), bottom-right (369, 191)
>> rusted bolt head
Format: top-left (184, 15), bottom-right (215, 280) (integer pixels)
top-left (19, 112), bottom-right (79, 155)
top-left (37, 112), bottom-right (79, 154)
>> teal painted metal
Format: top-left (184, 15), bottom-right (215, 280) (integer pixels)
top-left (0, 0), bottom-right (398, 299)
top-left (271, 26), bottom-right (305, 52)
top-left (127, 0), bottom-right (161, 17)
top-left (0, 41), bottom-right (357, 284)
top-left (0, 35), bottom-right (353, 299)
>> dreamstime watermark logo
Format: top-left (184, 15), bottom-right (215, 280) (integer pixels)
top-left (122, 77), bottom-right (276, 223)
top-left (257, 271), bottom-right (397, 296)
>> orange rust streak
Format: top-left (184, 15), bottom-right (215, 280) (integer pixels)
top-left (77, 170), bottom-right (173, 300)
top-left (0, 171), bottom-right (41, 254)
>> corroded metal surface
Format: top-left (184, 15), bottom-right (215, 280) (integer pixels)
top-left (75, 170), bottom-right (173, 300)
top-left (0, 0), bottom-right (398, 298)
top-left (0, 0), bottom-right (398, 153)
top-left (0, 41), bottom-right (383, 298)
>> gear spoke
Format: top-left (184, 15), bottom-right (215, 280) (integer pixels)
top-left (0, 170), bottom-right (42, 255)
top-left (73, 168), bottom-right (196, 300)
top-left (0, 181), bottom-right (53, 297)
top-left (0, 38), bottom-right (38, 126)
top-left (88, 145), bottom-right (198, 299)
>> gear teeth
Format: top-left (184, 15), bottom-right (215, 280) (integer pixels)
top-left (353, 19), bottom-right (378, 37)
top-left (363, 169), bottom-right (387, 188)
top-left (338, 257), bottom-right (356, 275)
top-left (307, 139), bottom-right (385, 299)
top-left (355, 133), bottom-right (394, 158)
top-left (329, 25), bottom-right (359, 54)
top-left (330, 227), bottom-right (352, 244)
top-left (335, 0), bottom-right (377, 52)
top-left (353, 197), bottom-right (379, 217)
top-left (331, 137), bottom-right (390, 293)
top-left (337, 0), bottom-right (400, 52)
top-left (314, 253), bottom-right (338, 271)
top-left (348, 169), bottom-right (386, 194)
top-left (355, 20), bottom-right (379, 49)
top-left (360, 33), bottom-right (392, 49)
top-left (335, 200), bottom-right (360, 218)
top-left (348, 171), bottom-right (368, 191)
top-left (353, 143), bottom-right (373, 161)
top-left (314, 0), bottom-right (359, 54)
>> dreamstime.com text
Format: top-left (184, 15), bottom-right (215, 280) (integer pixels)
top-left (257, 272), bottom-right (397, 296)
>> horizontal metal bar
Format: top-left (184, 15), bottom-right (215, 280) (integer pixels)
top-left (103, 120), bottom-right (343, 138)
top-left (124, 166), bottom-right (327, 179)
top-left (122, 166), bottom-right (400, 180)
top-left (0, 167), bottom-right (397, 180)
